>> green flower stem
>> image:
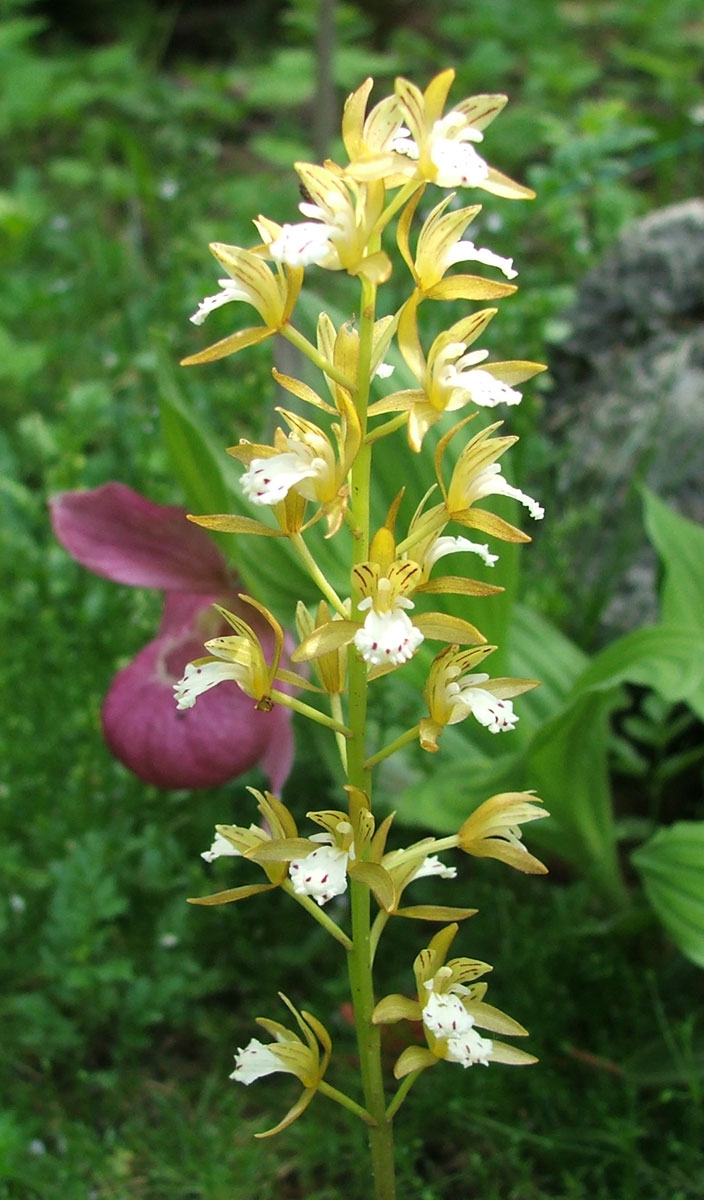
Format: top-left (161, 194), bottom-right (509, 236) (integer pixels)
top-left (282, 881), bottom-right (353, 950)
top-left (282, 323), bottom-right (356, 392)
top-left (347, 884), bottom-right (396, 1200)
top-left (369, 908), bottom-right (390, 964)
top-left (318, 1080), bottom-right (377, 1126)
top-left (345, 273), bottom-right (397, 1200)
top-left (330, 692), bottom-right (349, 771)
top-left (269, 689), bottom-right (352, 736)
top-left (289, 532), bottom-right (348, 617)
top-left (375, 179), bottom-right (423, 235)
top-left (364, 725), bottom-right (420, 770)
top-left (365, 414), bottom-right (409, 445)
top-left (385, 1070), bottom-right (423, 1122)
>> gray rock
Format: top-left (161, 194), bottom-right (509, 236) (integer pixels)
top-left (545, 200), bottom-right (704, 641)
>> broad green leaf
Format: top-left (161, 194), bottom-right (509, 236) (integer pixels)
top-left (643, 488), bottom-right (704, 718)
top-left (643, 487), bottom-right (704, 630)
top-left (156, 349), bottom-right (239, 522)
top-left (392, 747), bottom-right (525, 837)
top-left (572, 626), bottom-right (704, 704)
top-left (526, 691), bottom-right (625, 903)
top-left (632, 822), bottom-right (704, 968)
top-left (507, 603), bottom-right (588, 731)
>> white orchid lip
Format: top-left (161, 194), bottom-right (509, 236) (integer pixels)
top-left (201, 831), bottom-right (242, 863)
top-left (445, 1027), bottom-right (494, 1067)
top-left (447, 672), bottom-right (518, 733)
top-left (353, 605), bottom-right (424, 667)
top-left (230, 1038), bottom-right (289, 1085)
top-left (470, 462), bottom-right (545, 520)
top-left (411, 853), bottom-right (457, 881)
top-left (288, 842), bottom-right (349, 907)
top-left (240, 448), bottom-right (324, 506)
top-left (441, 361), bottom-right (522, 409)
top-left (268, 221), bottom-right (335, 268)
top-left (429, 115), bottom-right (490, 188)
top-left (425, 534), bottom-right (499, 570)
top-left (189, 278), bottom-right (253, 325)
top-left (444, 239), bottom-right (517, 280)
top-left (173, 659), bottom-right (246, 710)
top-left (462, 687), bottom-right (518, 733)
top-left (422, 990), bottom-right (474, 1039)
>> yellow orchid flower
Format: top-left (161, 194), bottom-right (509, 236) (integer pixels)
top-left (397, 190), bottom-right (519, 301)
top-left (295, 601), bottom-right (347, 696)
top-left (419, 644), bottom-right (539, 751)
top-left (256, 163), bottom-right (391, 284)
top-left (458, 792), bottom-right (549, 874)
top-left (393, 69), bottom-right (534, 198)
top-left (341, 76), bottom-right (411, 185)
top-left (292, 522), bottom-right (487, 672)
top-left (173, 596), bottom-right (294, 711)
top-left (182, 241), bottom-right (303, 366)
top-left (423, 419), bottom-right (544, 548)
top-left (231, 994), bottom-right (332, 1138)
top-left (192, 788), bottom-right (300, 904)
top-left (373, 924), bottom-right (537, 1077)
top-left (370, 297), bottom-right (545, 451)
top-left (273, 311), bottom-right (396, 420)
top-left (228, 399), bottom-right (361, 537)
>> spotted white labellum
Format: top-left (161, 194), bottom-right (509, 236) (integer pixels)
top-left (174, 660), bottom-right (247, 710)
top-left (422, 989), bottom-right (474, 1039)
top-left (451, 672), bottom-right (518, 733)
top-left (240, 447), bottom-right (324, 506)
top-left (288, 842), bottom-right (349, 907)
top-left (354, 600), bottom-right (424, 667)
top-left (445, 1026), bottom-right (494, 1068)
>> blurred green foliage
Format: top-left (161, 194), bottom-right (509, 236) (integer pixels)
top-left (2, 0), bottom-right (703, 1195)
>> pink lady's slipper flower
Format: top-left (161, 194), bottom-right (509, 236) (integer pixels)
top-left (49, 483), bottom-right (294, 790)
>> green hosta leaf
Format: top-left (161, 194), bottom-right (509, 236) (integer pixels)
top-left (643, 488), bottom-right (704, 629)
top-left (643, 488), bottom-right (704, 718)
top-left (631, 822), bottom-right (704, 968)
top-left (156, 351), bottom-right (238, 522)
top-left (506, 603), bottom-right (588, 732)
top-left (393, 747), bottom-right (524, 836)
top-left (526, 691), bottom-right (624, 902)
top-left (572, 626), bottom-right (704, 704)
